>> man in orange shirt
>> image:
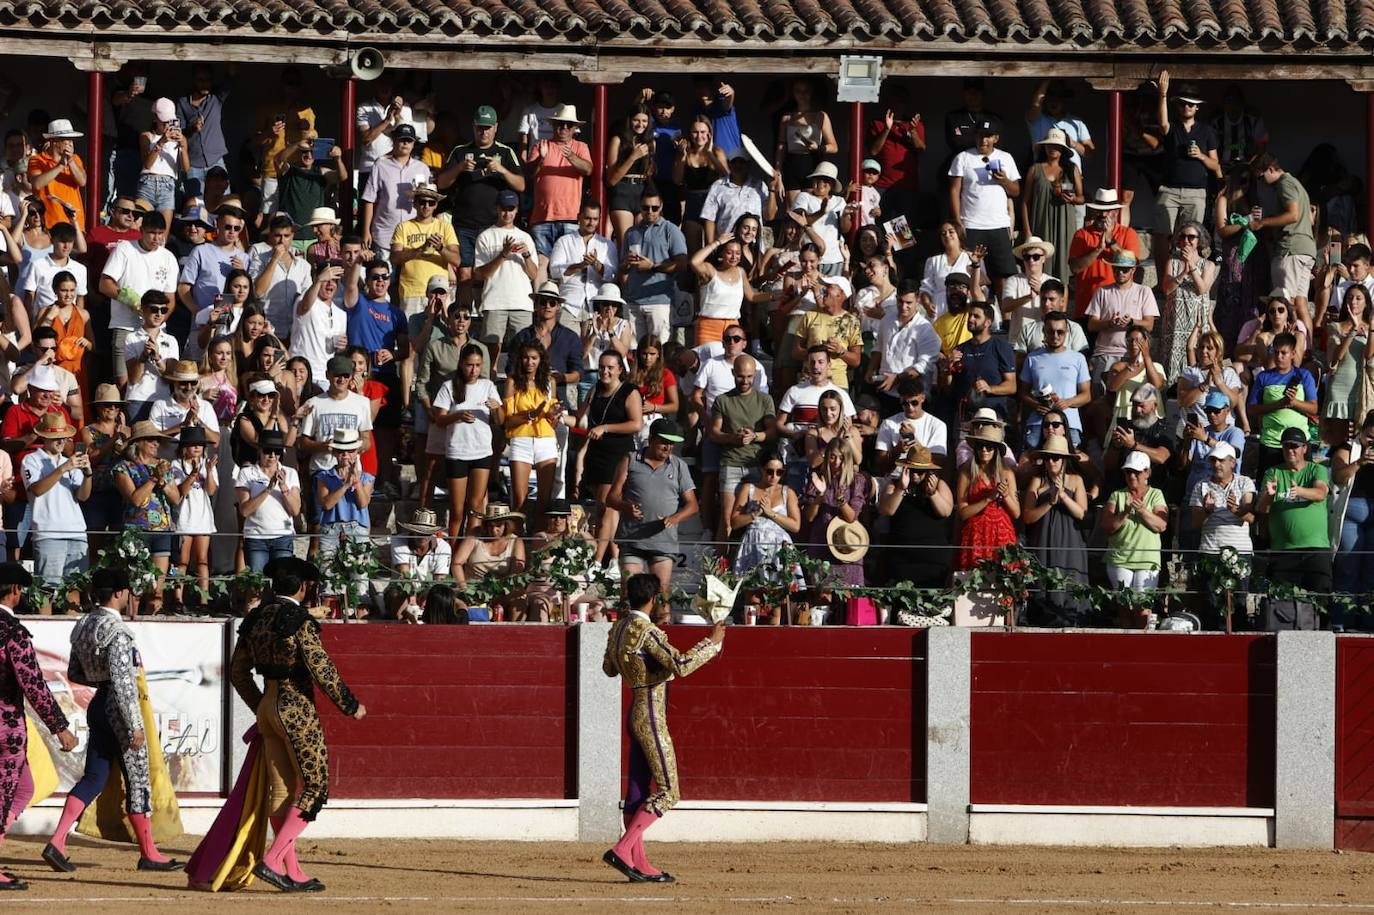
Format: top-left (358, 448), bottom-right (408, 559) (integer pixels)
top-left (1067, 188), bottom-right (1140, 318)
top-left (28, 119), bottom-right (86, 229)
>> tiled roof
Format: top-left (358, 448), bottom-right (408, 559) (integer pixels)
top-left (2, 0), bottom-right (1372, 51)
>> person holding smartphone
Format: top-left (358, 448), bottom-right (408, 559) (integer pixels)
top-left (138, 98), bottom-right (189, 231)
top-left (21, 412), bottom-right (92, 600)
top-left (235, 429), bottom-right (301, 571)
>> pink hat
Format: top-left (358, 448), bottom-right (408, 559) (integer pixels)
top-left (153, 98), bottom-right (176, 123)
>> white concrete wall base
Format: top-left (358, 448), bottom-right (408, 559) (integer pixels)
top-left (649, 803), bottom-right (927, 843)
top-left (970, 811), bottom-right (1273, 847)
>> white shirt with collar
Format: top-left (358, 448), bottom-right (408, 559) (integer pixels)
top-left (876, 310), bottom-right (941, 381)
top-left (549, 232), bottom-right (618, 319)
top-left (249, 243), bottom-right (313, 341)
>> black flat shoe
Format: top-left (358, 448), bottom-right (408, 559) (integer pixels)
top-left (640, 871), bottom-right (676, 883)
top-left (137, 858), bottom-right (184, 872)
top-left (253, 861), bottom-right (298, 892)
top-left (42, 843), bottom-right (76, 873)
top-left (0, 878), bottom-right (27, 891)
top-left (601, 849), bottom-right (647, 883)
top-left (295, 877), bottom-right (325, 892)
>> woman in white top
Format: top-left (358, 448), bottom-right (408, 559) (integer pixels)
top-left (999, 236), bottom-right (1057, 345)
top-left (689, 233), bottom-right (771, 347)
top-left (771, 242), bottom-right (824, 394)
top-left (856, 253), bottom-right (898, 337)
top-left (581, 287), bottom-right (634, 386)
top-left (431, 343), bottom-right (503, 540)
top-left (138, 99), bottom-right (190, 230)
top-left (170, 425), bottom-right (217, 605)
top-left (920, 222), bottom-right (977, 320)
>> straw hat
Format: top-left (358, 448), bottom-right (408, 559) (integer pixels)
top-left (1086, 188), bottom-right (1122, 211)
top-left (161, 359), bottom-right (200, 383)
top-left (329, 428), bottom-right (362, 452)
top-left (806, 161), bottom-right (841, 191)
top-left (826, 517), bottom-right (870, 563)
top-left (33, 412), bottom-right (77, 439)
top-left (412, 180), bottom-right (442, 201)
top-left (895, 443), bottom-right (940, 470)
top-left (399, 508), bottom-right (444, 535)
top-left (1036, 127), bottom-right (1074, 159)
top-left (544, 104), bottom-right (584, 125)
top-left (1107, 250), bottom-right (1139, 269)
top-left (123, 421), bottom-right (167, 456)
top-left (90, 383), bottom-right (124, 406)
top-left (306, 206), bottom-right (340, 227)
top-left (43, 118), bottom-right (83, 140)
top-left (1013, 235), bottom-right (1056, 260)
top-left (966, 407), bottom-right (1006, 428)
top-left (1036, 433), bottom-right (1077, 459)
top-left (966, 423), bottom-right (1006, 447)
top-left (479, 504), bottom-right (526, 526)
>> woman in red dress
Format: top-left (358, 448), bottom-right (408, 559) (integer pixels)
top-left (955, 423), bottom-right (1020, 571)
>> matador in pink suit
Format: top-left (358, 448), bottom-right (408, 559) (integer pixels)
top-left (601, 572), bottom-right (725, 885)
top-left (0, 562), bottom-right (76, 892)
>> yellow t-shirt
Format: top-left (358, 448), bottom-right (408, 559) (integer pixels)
top-left (934, 311), bottom-right (972, 355)
top-left (393, 217), bottom-right (458, 300)
top-left (504, 383), bottom-right (556, 438)
top-left (796, 310), bottom-right (861, 389)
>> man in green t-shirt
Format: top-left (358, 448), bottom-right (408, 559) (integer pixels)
top-left (708, 354), bottom-right (775, 543)
top-left (1253, 153), bottom-right (1317, 331)
top-left (1257, 426), bottom-right (1331, 605)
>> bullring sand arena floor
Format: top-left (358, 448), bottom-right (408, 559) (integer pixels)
top-left (3, 837), bottom-right (1374, 913)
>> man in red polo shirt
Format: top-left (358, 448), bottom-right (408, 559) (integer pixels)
top-left (1068, 188), bottom-right (1142, 318)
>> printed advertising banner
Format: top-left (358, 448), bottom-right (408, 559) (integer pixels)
top-left (26, 619), bottom-right (228, 795)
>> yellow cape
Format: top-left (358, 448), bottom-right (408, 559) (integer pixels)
top-left (193, 746), bottom-right (270, 892)
top-left (23, 714), bottom-right (58, 807)
top-left (76, 668), bottom-right (184, 843)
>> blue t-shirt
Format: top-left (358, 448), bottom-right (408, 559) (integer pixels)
top-left (1248, 365), bottom-right (1317, 449)
top-left (700, 99), bottom-right (741, 159)
top-left (177, 243), bottom-right (238, 311)
top-left (316, 467), bottom-right (375, 527)
top-left (653, 122), bottom-right (681, 182)
top-left (347, 295), bottom-right (406, 376)
top-left (623, 219), bottom-right (688, 306)
top-left (1020, 347), bottom-right (1091, 435)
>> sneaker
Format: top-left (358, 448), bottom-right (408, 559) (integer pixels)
top-left (606, 563), bottom-right (621, 581)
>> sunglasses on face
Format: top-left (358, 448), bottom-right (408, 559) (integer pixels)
top-left (641, 204), bottom-right (662, 212)
top-left (331, 373), bottom-right (352, 380)
top-left (221, 223), bottom-right (243, 232)
top-left (974, 443), bottom-right (997, 451)
top-left (1181, 234), bottom-right (1200, 240)
top-left (1112, 266), bottom-right (1134, 273)
top-left (724, 334), bottom-right (745, 343)
top-left (253, 391), bottom-right (274, 397)
top-left (113, 206), bottom-right (139, 216)
top-left (176, 381), bottom-right (197, 388)
top-left (763, 466), bottom-right (784, 476)
top-left (262, 449), bottom-right (284, 457)
top-left (147, 306), bottom-right (169, 315)
top-left (1024, 253), bottom-right (1045, 261)
top-left (416, 199), bottom-right (437, 206)
top-left (901, 399), bottom-right (922, 407)
top-left (369, 273), bottom-right (390, 281)
top-left (1205, 406), bottom-right (1226, 414)
top-left (1045, 328), bottom-right (1066, 336)
top-left (1046, 420), bottom-right (1066, 428)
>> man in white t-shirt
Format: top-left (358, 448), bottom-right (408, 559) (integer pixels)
top-left (776, 347), bottom-right (857, 468)
top-left (293, 261), bottom-right (349, 381)
top-left (23, 221), bottom-right (86, 317)
top-left (299, 354), bottom-right (374, 476)
top-left (947, 121), bottom-right (1021, 295)
top-left (122, 291), bottom-right (180, 421)
top-left (100, 212), bottom-right (178, 381)
top-left (473, 188), bottom-right (537, 355)
top-left (691, 323), bottom-right (772, 416)
top-left (390, 509), bottom-right (453, 578)
top-left (874, 377), bottom-right (948, 474)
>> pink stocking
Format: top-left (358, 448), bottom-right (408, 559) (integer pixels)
top-left (611, 807), bottom-right (660, 871)
top-left (129, 812), bottom-right (168, 862)
top-left (48, 795), bottom-right (87, 855)
top-left (622, 810), bottom-right (661, 876)
top-left (262, 807), bottom-right (308, 874)
top-left (269, 814), bottom-right (310, 882)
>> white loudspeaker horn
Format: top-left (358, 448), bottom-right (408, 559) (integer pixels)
top-left (350, 47), bottom-right (386, 81)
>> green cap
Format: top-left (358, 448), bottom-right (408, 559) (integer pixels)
top-left (473, 105), bottom-right (499, 127)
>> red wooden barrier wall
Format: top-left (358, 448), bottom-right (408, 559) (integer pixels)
top-left (970, 632), bottom-right (1276, 808)
top-left (318, 626), bottom-right (574, 799)
top-left (620, 626), bottom-right (927, 804)
top-left (1336, 638), bottom-right (1374, 850)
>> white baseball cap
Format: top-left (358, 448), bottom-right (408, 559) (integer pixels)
top-left (1207, 441), bottom-right (1237, 461)
top-left (1122, 450), bottom-right (1151, 473)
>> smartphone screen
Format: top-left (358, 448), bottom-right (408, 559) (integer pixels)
top-left (1330, 241), bottom-right (1343, 266)
top-left (74, 442), bottom-right (87, 455)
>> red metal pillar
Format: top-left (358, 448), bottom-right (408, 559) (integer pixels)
top-left (340, 76), bottom-right (357, 233)
top-left (86, 69), bottom-right (104, 232)
top-left (850, 100), bottom-right (864, 243)
top-left (1367, 93), bottom-right (1374, 234)
top-left (1107, 89), bottom-right (1123, 197)
top-left (592, 83), bottom-right (609, 230)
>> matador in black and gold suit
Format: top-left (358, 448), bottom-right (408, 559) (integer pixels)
top-left (229, 556), bottom-right (362, 892)
top-left (602, 576), bottom-right (723, 884)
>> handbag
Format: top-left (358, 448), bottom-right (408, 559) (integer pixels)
top-left (845, 596), bottom-right (880, 626)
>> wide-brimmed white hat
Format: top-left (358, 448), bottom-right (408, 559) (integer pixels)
top-left (591, 282), bottom-right (626, 307)
top-left (1013, 235), bottom-right (1056, 260)
top-left (806, 161), bottom-right (841, 190)
top-left (736, 134), bottom-right (774, 179)
top-left (544, 104), bottom-right (584, 125)
top-left (329, 428), bottom-right (362, 451)
top-left (43, 119), bottom-right (83, 140)
top-left (1086, 188), bottom-right (1122, 211)
top-left (307, 206), bottom-right (340, 227)
top-left (1036, 127), bottom-right (1074, 158)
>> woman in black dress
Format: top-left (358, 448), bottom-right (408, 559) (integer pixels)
top-left (878, 444), bottom-right (953, 590)
top-left (577, 351), bottom-right (644, 568)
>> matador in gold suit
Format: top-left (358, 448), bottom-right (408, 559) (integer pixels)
top-left (229, 557), bottom-right (363, 892)
top-left (602, 574), bottom-right (724, 884)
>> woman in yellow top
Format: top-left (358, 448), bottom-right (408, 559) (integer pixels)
top-left (503, 342), bottom-right (562, 521)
